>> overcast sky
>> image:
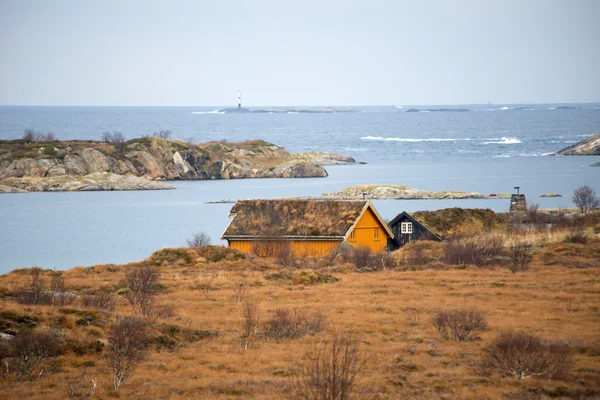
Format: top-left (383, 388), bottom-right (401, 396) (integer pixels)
top-left (0, 0), bottom-right (599, 106)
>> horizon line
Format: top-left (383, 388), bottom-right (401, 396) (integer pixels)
top-left (1, 101), bottom-right (600, 108)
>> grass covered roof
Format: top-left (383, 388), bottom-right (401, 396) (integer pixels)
top-left (222, 199), bottom-right (369, 238)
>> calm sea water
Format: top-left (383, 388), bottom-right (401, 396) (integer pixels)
top-left (1, 105), bottom-right (599, 273)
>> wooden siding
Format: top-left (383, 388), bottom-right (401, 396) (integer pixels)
top-left (388, 214), bottom-right (441, 249)
top-left (346, 208), bottom-right (390, 253)
top-left (228, 239), bottom-right (343, 257)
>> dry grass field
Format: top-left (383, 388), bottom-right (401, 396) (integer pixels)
top-left (1, 220), bottom-right (599, 399)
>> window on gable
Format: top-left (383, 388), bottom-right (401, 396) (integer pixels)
top-left (374, 228), bottom-right (379, 238)
top-left (401, 222), bottom-right (413, 234)
top-left (350, 230), bottom-right (356, 239)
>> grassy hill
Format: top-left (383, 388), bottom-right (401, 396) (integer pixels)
top-left (0, 217), bottom-right (599, 399)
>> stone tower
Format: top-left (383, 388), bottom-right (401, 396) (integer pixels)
top-left (510, 194), bottom-right (527, 212)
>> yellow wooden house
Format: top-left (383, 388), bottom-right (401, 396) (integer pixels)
top-left (221, 199), bottom-right (394, 256)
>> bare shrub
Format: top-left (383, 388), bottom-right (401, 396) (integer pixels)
top-left (432, 308), bottom-right (488, 341)
top-left (443, 235), bottom-right (503, 267)
top-left (370, 252), bottom-right (395, 271)
top-left (15, 268), bottom-right (52, 305)
top-left (81, 291), bottom-right (117, 311)
top-left (153, 129), bottom-right (172, 139)
top-left (263, 308), bottom-right (326, 340)
top-left (241, 300), bottom-right (261, 350)
top-left (251, 239), bottom-right (280, 258)
top-left (107, 317), bottom-right (150, 391)
top-left (101, 131), bottom-right (125, 144)
top-left (121, 266), bottom-right (163, 317)
top-left (291, 331), bottom-right (366, 400)
top-left (22, 129), bottom-right (56, 142)
top-left (3, 329), bottom-right (63, 378)
top-left (233, 282), bottom-right (248, 303)
top-left (572, 185), bottom-right (599, 214)
top-left (275, 241), bottom-right (297, 268)
top-left (409, 241), bottom-right (428, 265)
top-left (50, 272), bottom-right (75, 307)
top-left (508, 240), bottom-right (533, 273)
top-left (527, 203), bottom-right (540, 226)
top-left (482, 330), bottom-right (573, 380)
top-left (65, 366), bottom-right (98, 398)
top-left (186, 231), bottom-right (211, 248)
top-left (352, 246), bottom-right (372, 269)
top-left (565, 228), bottom-right (588, 244)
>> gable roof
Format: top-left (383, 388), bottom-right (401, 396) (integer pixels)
top-left (222, 199), bottom-right (393, 239)
top-left (389, 211), bottom-right (442, 241)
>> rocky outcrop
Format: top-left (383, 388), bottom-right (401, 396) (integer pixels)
top-left (322, 184), bottom-right (511, 200)
top-left (292, 152), bottom-right (358, 165)
top-left (555, 132), bottom-right (600, 155)
top-left (540, 193), bottom-right (562, 197)
top-left (0, 173), bottom-right (173, 193)
top-left (0, 138), bottom-right (342, 192)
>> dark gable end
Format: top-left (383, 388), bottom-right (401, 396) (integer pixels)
top-left (222, 199), bottom-right (369, 239)
top-left (388, 211), bottom-right (442, 249)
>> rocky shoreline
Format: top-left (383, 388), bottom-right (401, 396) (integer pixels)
top-left (555, 132), bottom-right (600, 156)
top-left (0, 138), bottom-right (357, 193)
top-left (321, 184), bottom-right (511, 200)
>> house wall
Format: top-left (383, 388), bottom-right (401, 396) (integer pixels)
top-left (346, 208), bottom-right (389, 253)
top-left (228, 239), bottom-right (343, 257)
top-left (389, 215), bottom-right (436, 249)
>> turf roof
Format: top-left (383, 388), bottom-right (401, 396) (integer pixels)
top-left (223, 199), bottom-right (369, 238)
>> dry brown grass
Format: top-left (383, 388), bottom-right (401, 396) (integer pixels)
top-left (0, 241), bottom-right (599, 399)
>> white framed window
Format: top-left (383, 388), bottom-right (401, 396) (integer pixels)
top-left (350, 230), bottom-right (356, 239)
top-left (401, 222), bottom-right (413, 234)
top-left (374, 228), bottom-right (379, 239)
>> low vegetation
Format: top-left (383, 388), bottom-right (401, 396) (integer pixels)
top-left (0, 208), bottom-right (599, 398)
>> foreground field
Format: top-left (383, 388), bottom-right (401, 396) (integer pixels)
top-left (1, 237), bottom-right (599, 399)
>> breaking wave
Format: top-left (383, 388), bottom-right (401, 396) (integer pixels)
top-left (360, 136), bottom-right (474, 142)
top-left (482, 137), bottom-right (521, 144)
top-left (191, 110), bottom-right (225, 115)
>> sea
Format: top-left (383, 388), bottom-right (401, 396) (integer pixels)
top-left (1, 104), bottom-right (599, 274)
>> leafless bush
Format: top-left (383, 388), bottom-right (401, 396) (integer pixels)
top-left (443, 235), bottom-right (503, 267)
top-left (527, 203), bottom-right (540, 226)
top-left (186, 231), bottom-right (211, 248)
top-left (276, 241), bottom-right (297, 268)
top-left (290, 331), bottom-right (366, 400)
top-left (241, 300), bottom-right (261, 350)
top-left (565, 227), bottom-right (588, 244)
top-left (121, 266), bottom-right (163, 317)
top-left (233, 282), bottom-right (248, 303)
top-left (352, 246), bottom-right (372, 269)
top-left (81, 291), bottom-right (117, 311)
top-left (572, 185), bottom-right (599, 214)
top-left (370, 252), bottom-right (395, 270)
top-left (263, 308), bottom-right (327, 340)
top-left (65, 366), bottom-right (97, 398)
top-left (153, 129), bottom-right (172, 139)
top-left (107, 317), bottom-right (150, 391)
top-left (432, 308), bottom-right (488, 341)
top-left (50, 272), bottom-right (75, 307)
top-left (101, 131), bottom-right (125, 144)
top-left (2, 329), bottom-right (63, 379)
top-left (409, 241), bottom-right (428, 265)
top-left (508, 240), bottom-right (533, 273)
top-left (251, 239), bottom-right (280, 257)
top-left (22, 129), bottom-right (57, 141)
top-left (481, 330), bottom-right (573, 380)
top-left (15, 268), bottom-right (52, 305)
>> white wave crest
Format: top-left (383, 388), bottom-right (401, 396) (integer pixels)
top-left (360, 136), bottom-right (474, 142)
top-left (541, 152), bottom-right (555, 156)
top-left (191, 110), bottom-right (225, 115)
top-left (288, 112), bottom-right (299, 114)
top-left (501, 106), bottom-right (511, 110)
top-left (345, 147), bottom-right (367, 152)
top-left (483, 137), bottom-right (521, 145)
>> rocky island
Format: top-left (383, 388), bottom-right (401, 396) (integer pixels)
top-left (555, 132), bottom-right (600, 156)
top-left (321, 184), bottom-right (511, 200)
top-left (0, 137), bottom-right (357, 193)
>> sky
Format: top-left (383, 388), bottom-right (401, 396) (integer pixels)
top-left (0, 0), bottom-right (599, 106)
